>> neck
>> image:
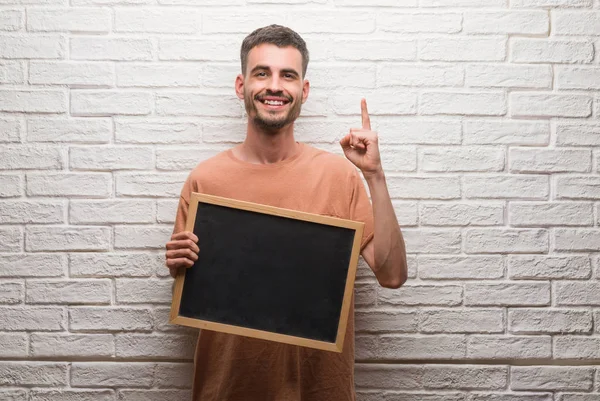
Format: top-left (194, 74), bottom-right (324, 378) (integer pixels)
top-left (234, 121), bottom-right (299, 164)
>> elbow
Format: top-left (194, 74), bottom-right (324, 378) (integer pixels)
top-left (380, 273), bottom-right (407, 289)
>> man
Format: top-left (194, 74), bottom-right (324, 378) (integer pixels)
top-left (165, 24), bottom-right (407, 401)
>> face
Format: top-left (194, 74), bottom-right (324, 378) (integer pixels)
top-left (236, 44), bottom-right (310, 133)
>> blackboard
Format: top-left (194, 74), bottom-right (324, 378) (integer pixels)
top-left (169, 192), bottom-right (364, 352)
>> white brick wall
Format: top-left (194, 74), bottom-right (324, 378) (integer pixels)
top-left (0, 1), bottom-right (598, 399)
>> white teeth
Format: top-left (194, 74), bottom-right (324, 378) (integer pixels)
top-left (264, 100), bottom-right (284, 106)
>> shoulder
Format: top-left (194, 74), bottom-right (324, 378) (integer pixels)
top-left (302, 143), bottom-right (357, 176)
top-left (186, 149), bottom-right (232, 181)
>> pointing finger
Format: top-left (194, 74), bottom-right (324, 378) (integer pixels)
top-left (361, 98), bottom-right (371, 130)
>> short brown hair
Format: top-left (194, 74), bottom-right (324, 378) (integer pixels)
top-left (240, 24), bottom-right (309, 78)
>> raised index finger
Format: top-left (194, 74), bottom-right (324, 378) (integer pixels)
top-left (361, 98), bottom-right (371, 130)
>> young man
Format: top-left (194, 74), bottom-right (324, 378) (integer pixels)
top-left (165, 24), bottom-right (407, 401)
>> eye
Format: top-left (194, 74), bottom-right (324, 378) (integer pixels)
top-left (256, 71), bottom-right (267, 77)
top-left (284, 73), bottom-right (295, 79)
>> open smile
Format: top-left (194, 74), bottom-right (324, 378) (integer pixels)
top-left (256, 96), bottom-right (291, 109)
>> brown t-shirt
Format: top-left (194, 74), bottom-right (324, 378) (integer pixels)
top-left (173, 142), bottom-right (375, 401)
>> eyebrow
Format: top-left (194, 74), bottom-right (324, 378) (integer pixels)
top-left (250, 65), bottom-right (300, 77)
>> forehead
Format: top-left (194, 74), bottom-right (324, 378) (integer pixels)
top-left (246, 43), bottom-right (303, 72)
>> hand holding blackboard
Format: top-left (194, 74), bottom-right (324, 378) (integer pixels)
top-left (165, 231), bottom-right (199, 278)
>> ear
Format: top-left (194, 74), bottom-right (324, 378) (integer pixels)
top-left (301, 79), bottom-right (310, 104)
top-left (235, 74), bottom-right (244, 100)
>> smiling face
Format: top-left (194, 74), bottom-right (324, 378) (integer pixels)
top-left (236, 43), bottom-right (310, 133)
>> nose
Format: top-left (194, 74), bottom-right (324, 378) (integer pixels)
top-left (267, 75), bottom-right (283, 93)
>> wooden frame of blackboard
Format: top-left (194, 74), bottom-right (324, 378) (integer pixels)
top-left (169, 192), bottom-right (365, 353)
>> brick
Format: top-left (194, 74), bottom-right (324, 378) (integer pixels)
top-left (377, 119), bottom-right (461, 145)
top-left (0, 35), bottom-right (64, 59)
top-left (402, 229), bottom-right (461, 254)
top-left (391, 201), bottom-right (418, 227)
top-left (0, 253), bottom-right (65, 277)
top-left (305, 64), bottom-right (376, 89)
top-left (421, 0), bottom-right (505, 5)
top-left (0, 9), bottom-right (22, 31)
top-left (71, 91), bottom-right (152, 116)
top-left (557, 123), bottom-right (600, 146)
top-left (378, 63), bottom-right (463, 87)
top-left (420, 309), bottom-right (504, 334)
top-left (0, 226), bottom-right (21, 251)
top-left (335, 0), bottom-right (416, 4)
top-left (156, 147), bottom-right (227, 171)
top-left (332, 90), bottom-right (417, 116)
top-left (509, 255), bottom-right (592, 279)
top-left (69, 306), bottom-right (153, 332)
top-left (467, 336), bottom-right (551, 359)
top-left (387, 176), bottom-right (460, 200)
top-left (465, 229), bottom-right (548, 254)
top-left (0, 281), bottom-right (23, 303)
top-left (465, 11), bottom-right (548, 34)
top-left (511, 367), bottom-right (593, 391)
top-left (0, 89), bottom-right (66, 113)
top-left (29, 61), bottom-right (113, 86)
top-left (27, 172), bottom-right (111, 197)
top-left (465, 282), bottom-right (550, 306)
top-left (0, 117), bottom-right (21, 142)
top-left (0, 200), bottom-right (64, 224)
top-left (0, 390), bottom-right (26, 401)
top-left (511, 39), bottom-right (593, 63)
top-left (469, 393), bottom-right (553, 401)
top-left (27, 117), bottom-right (111, 143)
top-left (153, 362), bottom-right (194, 388)
top-left (334, 39), bottom-right (417, 61)
top-left (156, 92), bottom-right (242, 117)
top-left (556, 281), bottom-right (600, 305)
top-left (559, 395), bottom-right (600, 401)
top-left (554, 336), bottom-right (600, 359)
top-left (355, 310), bottom-right (417, 333)
top-left (116, 173), bottom-right (186, 197)
top-left (0, 362), bottom-right (67, 386)
top-left (295, 12), bottom-right (377, 33)
top-left (31, 333), bottom-right (114, 357)
top-left (0, 333), bottom-right (27, 357)
top-left (379, 12), bottom-right (461, 33)
top-left (556, 176), bottom-right (600, 199)
top-left (420, 147), bottom-right (504, 172)
top-left (379, 284), bottom-right (462, 306)
top-left (463, 120), bottom-right (549, 146)
top-left (26, 226), bottom-right (110, 252)
top-left (557, 66), bottom-right (600, 90)
top-left (0, 144), bottom-right (62, 169)
top-left (0, 174), bottom-right (22, 197)
top-left (423, 365), bottom-right (508, 390)
top-left (555, 228), bottom-right (600, 251)
top-left (117, 63), bottom-right (203, 87)
top-left (420, 37), bottom-right (506, 62)
top-left (157, 199), bottom-right (178, 224)
top-left (71, 362), bottom-right (154, 387)
top-left (117, 390), bottom-right (191, 401)
top-left (512, 0), bottom-right (591, 6)
top-left (509, 309), bottom-right (592, 334)
top-left (355, 364), bottom-right (423, 390)
top-left (420, 203), bottom-right (504, 226)
top-left (466, 64), bottom-right (551, 89)
top-left (554, 11), bottom-right (600, 35)
top-left (201, 12), bottom-right (282, 33)
top-left (464, 175), bottom-right (548, 200)
top-left (116, 333), bottom-right (196, 359)
top-left (357, 334), bottom-right (466, 360)
top-left (0, 60), bottom-right (24, 84)
top-left (419, 256), bottom-right (504, 280)
top-left (355, 281), bottom-right (377, 306)
top-left (159, 38), bottom-right (237, 61)
top-left (115, 8), bottom-right (199, 33)
top-left (0, 306), bottom-right (65, 330)
top-left (114, 225), bottom-right (172, 249)
top-left (116, 279), bottom-right (172, 304)
top-left (509, 148), bottom-right (592, 173)
top-left (71, 37), bottom-right (153, 61)
top-left (510, 202), bottom-right (593, 226)
top-left (421, 92), bottom-right (506, 116)
top-left (28, 8), bottom-right (110, 32)
top-left (30, 390), bottom-right (114, 401)
top-left (26, 279), bottom-right (111, 304)
top-left (153, 307), bottom-right (198, 332)
top-left (511, 93), bottom-right (592, 118)
top-left (115, 119), bottom-right (201, 144)
top-left (201, 63), bottom-right (239, 88)
top-left (70, 146), bottom-right (153, 171)
top-left (70, 200), bottom-right (154, 224)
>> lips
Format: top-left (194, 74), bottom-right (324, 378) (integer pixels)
top-left (255, 94), bottom-right (291, 108)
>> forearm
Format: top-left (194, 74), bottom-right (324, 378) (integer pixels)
top-left (365, 169), bottom-right (407, 288)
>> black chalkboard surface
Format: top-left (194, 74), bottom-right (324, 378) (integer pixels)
top-left (169, 193), bottom-right (364, 352)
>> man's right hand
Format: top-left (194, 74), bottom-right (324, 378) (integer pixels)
top-left (165, 231), bottom-right (199, 278)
